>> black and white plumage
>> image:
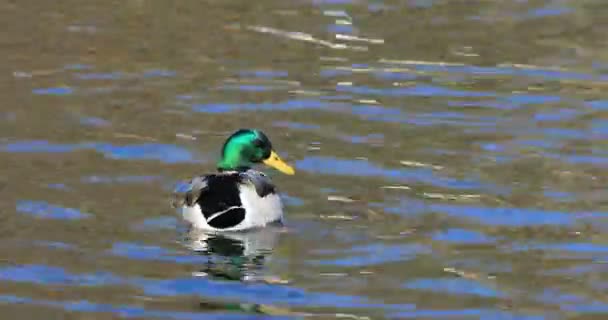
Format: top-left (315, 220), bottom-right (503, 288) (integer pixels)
top-left (173, 170), bottom-right (285, 232)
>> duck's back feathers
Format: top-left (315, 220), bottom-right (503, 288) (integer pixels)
top-left (174, 170), bottom-right (284, 231)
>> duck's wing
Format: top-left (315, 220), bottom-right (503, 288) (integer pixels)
top-left (240, 170), bottom-right (277, 197)
top-left (171, 175), bottom-right (209, 208)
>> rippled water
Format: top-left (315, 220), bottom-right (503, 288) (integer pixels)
top-left (2, 1), bottom-right (608, 319)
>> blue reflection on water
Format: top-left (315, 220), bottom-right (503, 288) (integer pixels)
top-left (74, 72), bottom-right (123, 80)
top-left (391, 308), bottom-right (547, 319)
top-left (109, 242), bottom-right (207, 264)
top-left (64, 63), bottom-right (93, 70)
top-left (273, 121), bottom-right (321, 130)
top-left (32, 87), bottom-right (74, 95)
top-left (1, 141), bottom-right (199, 163)
top-left (312, 243), bottom-right (431, 267)
top-left (0, 264), bottom-right (399, 311)
top-left (382, 62), bottom-right (594, 82)
top-left (296, 156), bottom-right (502, 192)
top-left (511, 242), bottom-right (608, 256)
top-left (430, 203), bottom-right (577, 227)
top-left (337, 84), bottom-right (495, 98)
top-left (238, 70), bottom-right (288, 78)
top-left (432, 228), bottom-right (497, 244)
top-left (0, 265), bottom-right (119, 286)
top-left (193, 99), bottom-right (325, 113)
top-left (221, 84), bottom-right (277, 92)
top-left (136, 276), bottom-right (381, 309)
top-left (0, 295), bottom-right (276, 320)
top-left (132, 216), bottom-right (179, 231)
top-left (525, 6), bottom-right (572, 19)
top-left (90, 143), bottom-right (196, 163)
top-left (143, 69), bottom-right (176, 78)
top-left (16, 201), bottom-right (91, 220)
top-left (587, 100), bottom-right (608, 110)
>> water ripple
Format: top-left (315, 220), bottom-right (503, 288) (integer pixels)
top-left (0, 265), bottom-right (119, 286)
top-left (312, 243), bottom-right (431, 267)
top-left (1, 141), bottom-right (199, 163)
top-left (16, 201), bottom-right (91, 220)
top-left (403, 277), bottom-right (503, 298)
top-left (336, 84), bottom-right (495, 98)
top-left (4, 1), bottom-right (608, 318)
top-left (430, 203), bottom-right (582, 227)
top-left (431, 228), bottom-right (497, 245)
top-left (297, 156), bottom-right (500, 192)
top-left (109, 242), bottom-right (207, 264)
top-left (0, 295), bottom-right (277, 320)
top-left (32, 87), bottom-right (74, 95)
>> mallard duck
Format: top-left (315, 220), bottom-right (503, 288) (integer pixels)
top-left (173, 129), bottom-right (295, 232)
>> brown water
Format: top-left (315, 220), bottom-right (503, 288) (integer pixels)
top-left (1, 0), bottom-right (608, 319)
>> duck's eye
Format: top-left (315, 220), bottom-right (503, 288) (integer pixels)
top-left (253, 139), bottom-right (264, 148)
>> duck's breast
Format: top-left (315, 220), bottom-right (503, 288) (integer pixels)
top-left (238, 184), bottom-right (284, 229)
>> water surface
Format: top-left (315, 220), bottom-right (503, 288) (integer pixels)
top-left (1, 0), bottom-right (608, 319)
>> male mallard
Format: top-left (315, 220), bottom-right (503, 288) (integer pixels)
top-left (173, 129), bottom-right (295, 232)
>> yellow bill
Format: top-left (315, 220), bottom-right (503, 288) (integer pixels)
top-left (263, 150), bottom-right (295, 175)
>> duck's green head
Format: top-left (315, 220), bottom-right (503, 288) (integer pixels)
top-left (217, 129), bottom-right (295, 175)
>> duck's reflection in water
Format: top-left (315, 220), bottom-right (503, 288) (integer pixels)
top-left (182, 225), bottom-right (285, 283)
top-left (182, 226), bottom-right (296, 315)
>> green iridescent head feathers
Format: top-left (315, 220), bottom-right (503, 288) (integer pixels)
top-left (217, 129), bottom-right (295, 175)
